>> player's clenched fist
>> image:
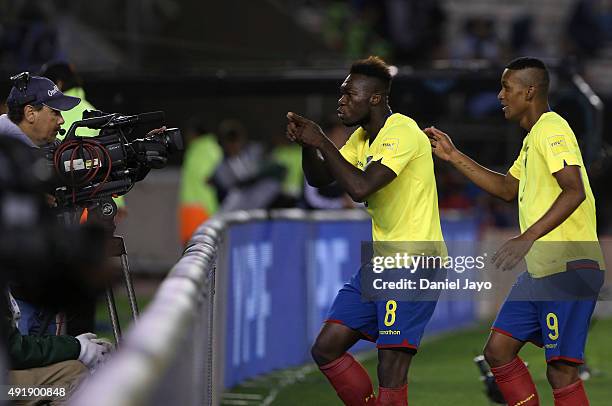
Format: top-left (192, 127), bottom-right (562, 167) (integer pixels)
top-left (423, 126), bottom-right (458, 162)
top-left (286, 112), bottom-right (327, 149)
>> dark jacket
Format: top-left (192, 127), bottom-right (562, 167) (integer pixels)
top-left (4, 298), bottom-right (80, 370)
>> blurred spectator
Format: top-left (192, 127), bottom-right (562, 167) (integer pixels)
top-left (438, 169), bottom-right (475, 210)
top-left (565, 0), bottom-right (608, 58)
top-left (2, 3), bottom-right (65, 72)
top-left (449, 17), bottom-right (503, 118)
top-left (302, 118), bottom-right (356, 209)
top-left (436, 164), bottom-right (517, 229)
top-left (178, 118), bottom-right (223, 245)
top-left (322, 2), bottom-right (352, 51)
top-left (451, 17), bottom-right (501, 62)
top-left (211, 119), bottom-right (286, 212)
top-left (508, 15), bottom-right (546, 59)
top-left (322, 1), bottom-right (391, 60)
top-left (479, 194), bottom-right (516, 228)
top-left (271, 133), bottom-right (303, 205)
top-left (384, 0), bottom-right (447, 63)
top-left (588, 145), bottom-right (612, 234)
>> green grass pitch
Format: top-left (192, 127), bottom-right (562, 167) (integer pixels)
top-left (225, 318), bottom-right (612, 405)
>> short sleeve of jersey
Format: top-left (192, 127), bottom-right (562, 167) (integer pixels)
top-left (534, 125), bottom-right (581, 174)
top-left (339, 130), bottom-right (359, 167)
top-left (369, 125), bottom-right (419, 175)
top-left (508, 145), bottom-right (524, 180)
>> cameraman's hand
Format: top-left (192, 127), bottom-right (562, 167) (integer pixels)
top-left (145, 126), bottom-right (166, 137)
top-left (76, 333), bottom-right (113, 369)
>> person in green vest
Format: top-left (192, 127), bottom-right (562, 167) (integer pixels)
top-left (179, 119), bottom-right (222, 245)
top-left (40, 60), bottom-right (127, 221)
top-left (271, 132), bottom-right (303, 203)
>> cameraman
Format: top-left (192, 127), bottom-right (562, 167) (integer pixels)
top-left (40, 62), bottom-right (130, 336)
top-left (0, 73), bottom-right (80, 335)
top-left (0, 74), bottom-right (78, 148)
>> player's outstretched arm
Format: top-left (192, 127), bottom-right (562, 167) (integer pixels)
top-left (424, 126), bottom-right (518, 202)
top-left (287, 112), bottom-right (395, 201)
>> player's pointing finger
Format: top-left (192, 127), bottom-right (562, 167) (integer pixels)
top-left (287, 112), bottom-right (310, 125)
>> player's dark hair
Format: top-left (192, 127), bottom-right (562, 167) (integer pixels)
top-left (350, 56), bottom-right (392, 94)
top-left (39, 61), bottom-right (80, 92)
top-left (505, 56), bottom-right (549, 91)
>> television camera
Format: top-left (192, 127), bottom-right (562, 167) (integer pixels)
top-left (45, 109), bottom-right (183, 226)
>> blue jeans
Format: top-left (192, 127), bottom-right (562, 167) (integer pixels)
top-left (15, 299), bottom-right (56, 335)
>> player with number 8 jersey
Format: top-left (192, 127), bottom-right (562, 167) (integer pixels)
top-left (286, 56), bottom-right (446, 405)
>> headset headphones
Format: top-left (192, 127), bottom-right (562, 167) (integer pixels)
top-left (8, 72), bottom-right (37, 106)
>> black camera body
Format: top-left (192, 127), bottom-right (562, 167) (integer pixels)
top-left (46, 109), bottom-right (183, 210)
top-left (0, 137), bottom-right (108, 309)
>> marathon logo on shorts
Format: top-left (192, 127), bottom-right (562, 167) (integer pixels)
top-left (48, 85), bottom-right (60, 97)
top-left (379, 329), bottom-right (400, 335)
top-left (547, 135), bottom-right (569, 155)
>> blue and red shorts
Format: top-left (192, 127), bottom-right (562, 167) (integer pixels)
top-left (326, 266), bottom-right (440, 350)
top-left (493, 268), bottom-right (603, 364)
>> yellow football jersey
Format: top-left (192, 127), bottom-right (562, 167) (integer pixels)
top-left (339, 113), bottom-right (445, 256)
top-left (508, 111), bottom-right (605, 277)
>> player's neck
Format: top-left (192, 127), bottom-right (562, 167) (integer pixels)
top-left (363, 106), bottom-right (392, 142)
top-left (519, 102), bottom-right (550, 131)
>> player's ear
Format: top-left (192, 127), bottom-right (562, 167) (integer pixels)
top-left (370, 93), bottom-right (382, 106)
top-left (525, 85), bottom-right (536, 101)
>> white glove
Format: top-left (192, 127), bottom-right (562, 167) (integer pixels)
top-left (91, 337), bottom-right (114, 362)
top-left (76, 333), bottom-right (109, 369)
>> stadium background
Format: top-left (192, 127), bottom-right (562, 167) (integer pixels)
top-left (1, 1), bottom-right (611, 405)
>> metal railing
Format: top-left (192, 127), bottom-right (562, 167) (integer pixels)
top-left (68, 209), bottom-right (370, 406)
top-left (571, 73), bottom-right (605, 165)
top-left (68, 216), bottom-right (225, 406)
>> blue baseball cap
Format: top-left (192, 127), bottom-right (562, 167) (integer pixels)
top-left (7, 74), bottom-right (80, 111)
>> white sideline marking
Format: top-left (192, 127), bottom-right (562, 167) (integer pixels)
top-left (223, 393), bottom-right (264, 400)
top-left (221, 401), bottom-right (251, 406)
top-left (261, 389), bottom-right (279, 406)
top-left (223, 351), bottom-right (380, 405)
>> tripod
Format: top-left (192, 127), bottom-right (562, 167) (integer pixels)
top-left (105, 234), bottom-right (139, 343)
top-left (56, 197), bottom-right (139, 344)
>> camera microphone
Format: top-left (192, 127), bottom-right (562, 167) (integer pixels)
top-left (108, 111), bottom-right (165, 128)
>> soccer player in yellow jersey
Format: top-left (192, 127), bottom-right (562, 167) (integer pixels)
top-left (286, 56), bottom-right (445, 405)
top-left (425, 57), bottom-right (604, 406)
